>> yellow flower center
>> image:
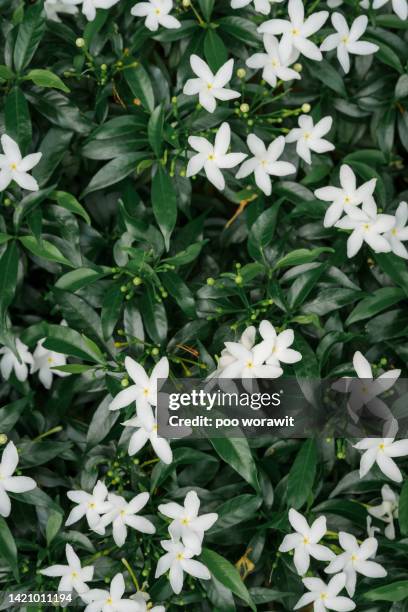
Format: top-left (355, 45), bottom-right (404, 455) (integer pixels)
top-left (208, 153), bottom-right (215, 161)
top-left (88, 502), bottom-right (96, 509)
top-left (176, 553), bottom-right (184, 560)
top-left (344, 196), bottom-right (351, 204)
top-left (181, 517), bottom-right (190, 525)
top-left (291, 28), bottom-right (300, 36)
top-left (271, 58), bottom-right (279, 67)
top-left (120, 510), bottom-right (126, 516)
top-left (341, 36), bottom-right (349, 43)
top-left (143, 387), bottom-right (149, 396)
top-left (47, 357), bottom-right (53, 364)
top-left (320, 592), bottom-right (328, 600)
top-left (106, 597), bottom-right (113, 604)
top-left (351, 554), bottom-right (358, 561)
top-left (71, 571), bottom-right (78, 578)
top-left (304, 132), bottom-right (311, 140)
top-left (379, 443), bottom-right (385, 450)
top-left (153, 424), bottom-right (158, 432)
top-left (155, 8), bottom-right (161, 14)
top-left (363, 223), bottom-right (370, 230)
top-left (207, 83), bottom-right (213, 90)
top-left (10, 163), bottom-right (17, 170)
top-left (392, 228), bottom-right (397, 236)
top-left (303, 537), bottom-right (309, 545)
top-left (246, 361), bottom-right (253, 369)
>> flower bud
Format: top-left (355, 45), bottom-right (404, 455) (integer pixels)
top-left (240, 103), bottom-right (249, 113)
top-left (235, 275), bottom-right (243, 285)
top-left (237, 68), bottom-right (246, 78)
top-left (133, 276), bottom-right (142, 286)
top-left (0, 434), bottom-right (7, 445)
top-left (293, 63), bottom-right (303, 72)
top-left (301, 103), bottom-right (311, 113)
top-left (151, 347), bottom-right (159, 356)
top-left (207, 277), bottom-right (215, 286)
top-left (182, 0), bottom-right (191, 6)
top-left (75, 38), bottom-right (85, 48)
top-left (121, 378), bottom-right (129, 387)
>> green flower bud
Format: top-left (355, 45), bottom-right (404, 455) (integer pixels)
top-left (206, 277), bottom-right (215, 286)
top-left (301, 103), bottom-right (311, 113)
top-left (121, 378), bottom-right (129, 387)
top-left (75, 38), bottom-right (85, 48)
top-left (237, 68), bottom-right (246, 78)
top-left (240, 103), bottom-right (250, 113)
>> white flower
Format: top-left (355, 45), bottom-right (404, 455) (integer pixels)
top-left (65, 480), bottom-right (112, 531)
top-left (258, 320), bottom-right (302, 366)
top-left (354, 437), bottom-right (408, 483)
top-left (335, 200), bottom-right (394, 258)
top-left (279, 509), bottom-right (335, 575)
top-left (325, 533), bottom-right (386, 597)
top-left (218, 340), bottom-right (282, 379)
top-left (82, 573), bottom-right (139, 612)
top-left (321, 14), bottom-right (378, 74)
top-left (186, 122), bottom-right (247, 191)
top-left (98, 492), bottom-right (155, 547)
top-left (295, 573), bottom-right (356, 611)
top-left (0, 135), bottom-right (42, 192)
top-left (0, 441), bottom-right (36, 517)
top-left (258, 0), bottom-right (328, 62)
top-left (109, 356), bottom-right (169, 411)
top-left (332, 351), bottom-right (400, 418)
top-left (385, 201), bottom-right (408, 259)
top-left (131, 0), bottom-right (181, 31)
top-left (371, 0), bottom-right (408, 20)
top-left (130, 591), bottom-right (164, 612)
top-left (31, 339), bottom-right (70, 389)
top-left (315, 164), bottom-right (377, 228)
top-left (158, 490), bottom-right (218, 554)
top-left (218, 326), bottom-right (256, 371)
top-left (246, 34), bottom-right (301, 88)
top-left (81, 0), bottom-right (121, 22)
top-left (0, 338), bottom-right (34, 382)
top-left (40, 544), bottom-right (94, 595)
top-left (155, 539), bottom-right (211, 594)
top-left (44, 0), bottom-right (81, 21)
top-left (122, 402), bottom-right (173, 464)
top-left (368, 484), bottom-right (399, 540)
top-left (286, 115), bottom-right (334, 165)
top-left (183, 56), bottom-right (240, 114)
top-left (235, 135), bottom-right (295, 195)
top-left (231, 0), bottom-right (284, 15)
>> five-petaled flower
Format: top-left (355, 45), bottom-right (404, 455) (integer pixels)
top-left (286, 115), bottom-right (334, 164)
top-left (385, 201), bottom-right (408, 259)
top-left (279, 509), bottom-right (335, 575)
top-left (294, 572), bottom-right (356, 611)
top-left (40, 544), bottom-right (94, 595)
top-left (246, 34), bottom-right (301, 87)
top-left (0, 338), bottom-right (34, 382)
top-left (109, 356), bottom-right (169, 411)
top-left (0, 134), bottom-right (42, 192)
top-left (81, 573), bottom-right (139, 612)
top-left (325, 533), bottom-right (386, 596)
top-left (98, 491), bottom-right (155, 547)
top-left (354, 437), bottom-right (408, 483)
top-left (122, 402), bottom-right (173, 464)
top-left (368, 484), bottom-right (399, 540)
top-left (183, 56), bottom-right (240, 113)
top-left (335, 200), bottom-right (394, 258)
top-left (155, 538), bottom-right (211, 594)
top-left (0, 441), bottom-right (36, 518)
top-left (258, 320), bottom-right (302, 367)
top-left (65, 480), bottom-right (112, 531)
top-left (131, 0), bottom-right (181, 31)
top-left (31, 338), bottom-right (70, 389)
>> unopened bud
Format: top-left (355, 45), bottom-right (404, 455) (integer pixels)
top-left (301, 103), bottom-right (311, 113)
top-left (293, 63), bottom-right (303, 72)
top-left (240, 103), bottom-right (249, 113)
top-left (75, 38), bottom-right (85, 48)
top-left (121, 378), bottom-right (129, 387)
top-left (237, 68), bottom-right (246, 79)
top-left (207, 277), bottom-right (215, 286)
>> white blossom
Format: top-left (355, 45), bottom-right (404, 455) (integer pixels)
top-left (315, 164), bottom-right (377, 228)
top-left (131, 0), bottom-right (181, 31)
top-left (109, 356), bottom-right (169, 411)
top-left (98, 492), bottom-right (155, 547)
top-left (218, 340), bottom-right (282, 379)
top-left (354, 437), bottom-right (408, 483)
top-left (370, 0), bottom-right (407, 20)
top-left (258, 320), bottom-right (302, 367)
top-left (335, 200), bottom-right (394, 258)
top-left (122, 402), bottom-right (173, 464)
top-left (80, 0), bottom-right (121, 21)
top-left (0, 135), bottom-right (42, 192)
top-left (0, 441), bottom-right (36, 518)
top-left (186, 122), bottom-right (247, 191)
top-left (44, 0), bottom-right (81, 21)
top-left (231, 0), bottom-right (285, 15)
top-left (295, 573), bottom-right (356, 611)
top-left (65, 480), bottom-right (112, 531)
top-left (368, 484), bottom-right (399, 540)
top-left (385, 201), bottom-right (408, 259)
top-left (31, 339), bottom-right (70, 389)
top-left (82, 573), bottom-right (139, 612)
top-left (246, 34), bottom-right (301, 87)
top-left (325, 533), bottom-right (386, 596)
top-left (321, 14), bottom-right (378, 73)
top-left (155, 539), bottom-right (211, 594)
top-left (235, 134), bottom-right (295, 195)
top-left (286, 115), bottom-right (334, 164)
top-left (130, 591), bottom-right (164, 612)
top-left (258, 0), bottom-right (328, 62)
top-left (158, 490), bottom-right (218, 554)
top-left (279, 509), bottom-right (335, 575)
top-left (40, 544), bottom-right (94, 595)
top-left (0, 339), bottom-right (34, 383)
top-left (183, 56), bottom-right (240, 113)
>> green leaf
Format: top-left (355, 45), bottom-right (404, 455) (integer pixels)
top-left (375, 252), bottom-right (408, 297)
top-left (307, 59), bottom-right (347, 97)
top-left (248, 202), bottom-right (281, 261)
top-left (395, 74), bottom-right (408, 99)
top-left (33, 128), bottom-right (73, 187)
top-left (13, 2), bottom-right (45, 72)
top-left (101, 284), bottom-right (124, 341)
top-left (209, 438), bottom-right (260, 493)
top-left (0, 397), bottom-right (28, 433)
top-left (204, 29), bottom-right (228, 72)
top-left (200, 549), bottom-right (256, 611)
top-left (81, 153), bottom-right (144, 197)
top-left (0, 517), bottom-right (19, 581)
top-left (399, 479), bottom-right (408, 537)
top-left (151, 165), bottom-right (177, 251)
top-left (198, 0), bottom-right (214, 21)
top-left (87, 396), bottom-right (120, 447)
top-left (208, 494), bottom-right (262, 535)
top-left (0, 241), bottom-right (18, 333)
top-left (46, 510), bottom-right (63, 546)
top-left (364, 581), bottom-right (408, 602)
top-left (275, 247), bottom-right (334, 269)
top-left (5, 86), bottom-right (32, 153)
top-left (19, 235), bottom-right (74, 268)
top-left (365, 36), bottom-right (403, 73)
top-left (148, 104), bottom-right (164, 158)
top-left (51, 191), bottom-right (91, 225)
top-left (43, 324), bottom-right (106, 364)
top-left (163, 241), bottom-right (206, 266)
top-left (0, 65), bottom-right (14, 81)
top-left (55, 267), bottom-right (109, 292)
top-left (346, 287), bottom-right (405, 325)
top-left (161, 271), bottom-right (196, 318)
top-left (24, 68), bottom-right (70, 92)
top-left (287, 439), bottom-right (318, 509)
top-left (139, 286), bottom-right (168, 345)
top-left (124, 64), bottom-right (155, 113)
